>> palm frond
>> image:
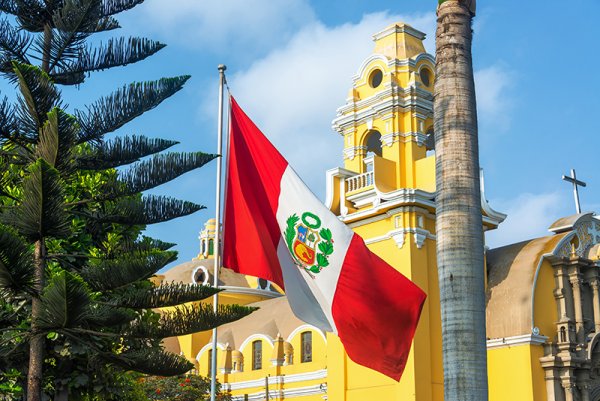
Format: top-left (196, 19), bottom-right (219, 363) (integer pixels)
top-left (0, 225), bottom-right (35, 296)
top-left (81, 251), bottom-right (177, 291)
top-left (12, 62), bottom-right (62, 139)
top-left (75, 135), bottom-right (178, 170)
top-left (112, 282), bottom-right (221, 309)
top-left (99, 195), bottom-right (204, 226)
top-left (75, 76), bottom-right (190, 143)
top-left (38, 270), bottom-right (91, 330)
top-left (119, 152), bottom-right (216, 193)
top-left (130, 303), bottom-right (258, 338)
top-left (35, 108), bottom-right (78, 172)
top-left (51, 37), bottom-right (165, 85)
top-left (2, 159), bottom-right (70, 241)
top-left (105, 348), bottom-right (193, 376)
top-left (101, 0), bottom-right (144, 17)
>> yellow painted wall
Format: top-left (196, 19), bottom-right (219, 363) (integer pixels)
top-left (488, 344), bottom-right (547, 401)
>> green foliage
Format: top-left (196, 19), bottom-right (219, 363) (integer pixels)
top-left (0, 225), bottom-right (34, 297)
top-left (38, 271), bottom-right (91, 330)
top-left (284, 213), bottom-right (299, 249)
top-left (3, 158), bottom-right (70, 241)
top-left (0, 0), bottom-right (255, 399)
top-left (140, 375), bottom-right (231, 401)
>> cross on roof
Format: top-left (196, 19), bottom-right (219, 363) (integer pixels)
top-left (562, 169), bottom-right (587, 214)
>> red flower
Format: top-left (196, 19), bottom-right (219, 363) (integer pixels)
top-left (180, 383), bottom-right (185, 387)
top-left (185, 378), bottom-right (191, 383)
top-left (155, 389), bottom-right (161, 394)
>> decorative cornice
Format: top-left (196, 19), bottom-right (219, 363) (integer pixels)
top-left (224, 369), bottom-right (328, 392)
top-left (219, 286), bottom-right (283, 299)
top-left (372, 24), bottom-right (426, 42)
top-left (364, 227), bottom-right (435, 249)
top-left (332, 88), bottom-right (433, 134)
top-left (380, 131), bottom-right (428, 147)
top-left (486, 334), bottom-right (548, 350)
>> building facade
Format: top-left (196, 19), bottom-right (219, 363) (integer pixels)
top-left (162, 22), bottom-right (600, 401)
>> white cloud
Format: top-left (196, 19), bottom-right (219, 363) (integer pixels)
top-left (224, 12), bottom-right (436, 198)
top-left (485, 192), bottom-right (566, 249)
top-left (134, 0), bottom-right (316, 52)
top-left (474, 63), bottom-right (514, 128)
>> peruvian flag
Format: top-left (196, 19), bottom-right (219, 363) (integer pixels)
top-left (223, 96), bottom-right (426, 380)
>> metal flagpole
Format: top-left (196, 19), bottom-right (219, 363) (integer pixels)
top-left (210, 64), bottom-right (227, 401)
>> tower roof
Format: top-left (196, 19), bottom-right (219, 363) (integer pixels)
top-left (372, 22), bottom-right (427, 60)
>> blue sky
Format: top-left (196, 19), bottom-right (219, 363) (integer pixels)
top-left (4, 1), bottom-right (600, 269)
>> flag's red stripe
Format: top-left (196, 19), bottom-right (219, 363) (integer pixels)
top-left (331, 234), bottom-right (427, 380)
top-left (223, 98), bottom-right (288, 288)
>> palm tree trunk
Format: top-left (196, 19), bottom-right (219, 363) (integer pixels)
top-left (27, 239), bottom-right (46, 401)
top-left (434, 1), bottom-right (488, 400)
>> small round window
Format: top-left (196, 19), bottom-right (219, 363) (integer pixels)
top-left (369, 69), bottom-right (383, 88)
top-left (420, 68), bottom-right (432, 87)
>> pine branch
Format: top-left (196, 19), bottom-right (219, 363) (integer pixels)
top-left (34, 108), bottom-right (78, 173)
top-left (76, 76), bottom-right (190, 143)
top-left (13, 0), bottom-right (47, 32)
top-left (43, 0), bottom-right (102, 72)
top-left (12, 62), bottom-right (62, 139)
top-left (111, 282), bottom-right (222, 309)
top-left (84, 304), bottom-right (136, 328)
top-left (38, 270), bottom-right (91, 330)
top-left (0, 0), bottom-right (17, 14)
top-left (86, 16), bottom-right (120, 32)
top-left (0, 19), bottom-right (32, 73)
top-left (105, 348), bottom-right (193, 376)
top-left (99, 195), bottom-right (204, 226)
top-left (51, 37), bottom-right (166, 85)
top-left (130, 303), bottom-right (258, 338)
top-left (119, 152), bottom-right (217, 193)
top-left (2, 159), bottom-right (70, 241)
top-left (81, 251), bottom-right (177, 291)
top-left (75, 135), bottom-right (178, 170)
top-left (0, 96), bottom-right (19, 141)
top-left (101, 0), bottom-right (144, 17)
top-left (0, 225), bottom-right (35, 297)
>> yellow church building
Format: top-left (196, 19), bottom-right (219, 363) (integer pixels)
top-left (160, 23), bottom-right (600, 401)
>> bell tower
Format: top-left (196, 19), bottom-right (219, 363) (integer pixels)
top-left (325, 22), bottom-right (506, 400)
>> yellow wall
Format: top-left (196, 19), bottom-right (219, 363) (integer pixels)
top-left (488, 344), bottom-right (547, 401)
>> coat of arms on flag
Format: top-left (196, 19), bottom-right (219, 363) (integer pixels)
top-left (284, 212), bottom-right (334, 276)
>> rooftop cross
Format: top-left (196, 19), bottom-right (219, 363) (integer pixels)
top-left (562, 169), bottom-right (587, 214)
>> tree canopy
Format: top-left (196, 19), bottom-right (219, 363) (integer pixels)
top-left (0, 1), bottom-right (255, 400)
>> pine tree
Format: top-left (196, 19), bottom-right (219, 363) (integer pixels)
top-left (0, 1), bottom-right (255, 400)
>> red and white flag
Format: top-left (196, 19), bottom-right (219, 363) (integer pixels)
top-left (223, 96), bottom-right (426, 381)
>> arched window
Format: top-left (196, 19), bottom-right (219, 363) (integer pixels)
top-left (425, 127), bottom-right (435, 157)
top-left (252, 340), bottom-right (262, 370)
top-left (364, 130), bottom-right (382, 158)
top-left (208, 239), bottom-right (214, 255)
top-left (301, 331), bottom-right (312, 363)
top-left (207, 349), bottom-right (213, 376)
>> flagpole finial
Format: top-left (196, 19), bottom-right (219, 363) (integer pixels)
top-left (218, 64), bottom-right (227, 72)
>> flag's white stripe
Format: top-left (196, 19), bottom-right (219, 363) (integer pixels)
top-left (275, 166), bottom-right (354, 333)
top-left (277, 240), bottom-right (334, 332)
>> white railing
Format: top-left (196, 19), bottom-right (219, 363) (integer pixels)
top-left (345, 171), bottom-right (374, 192)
